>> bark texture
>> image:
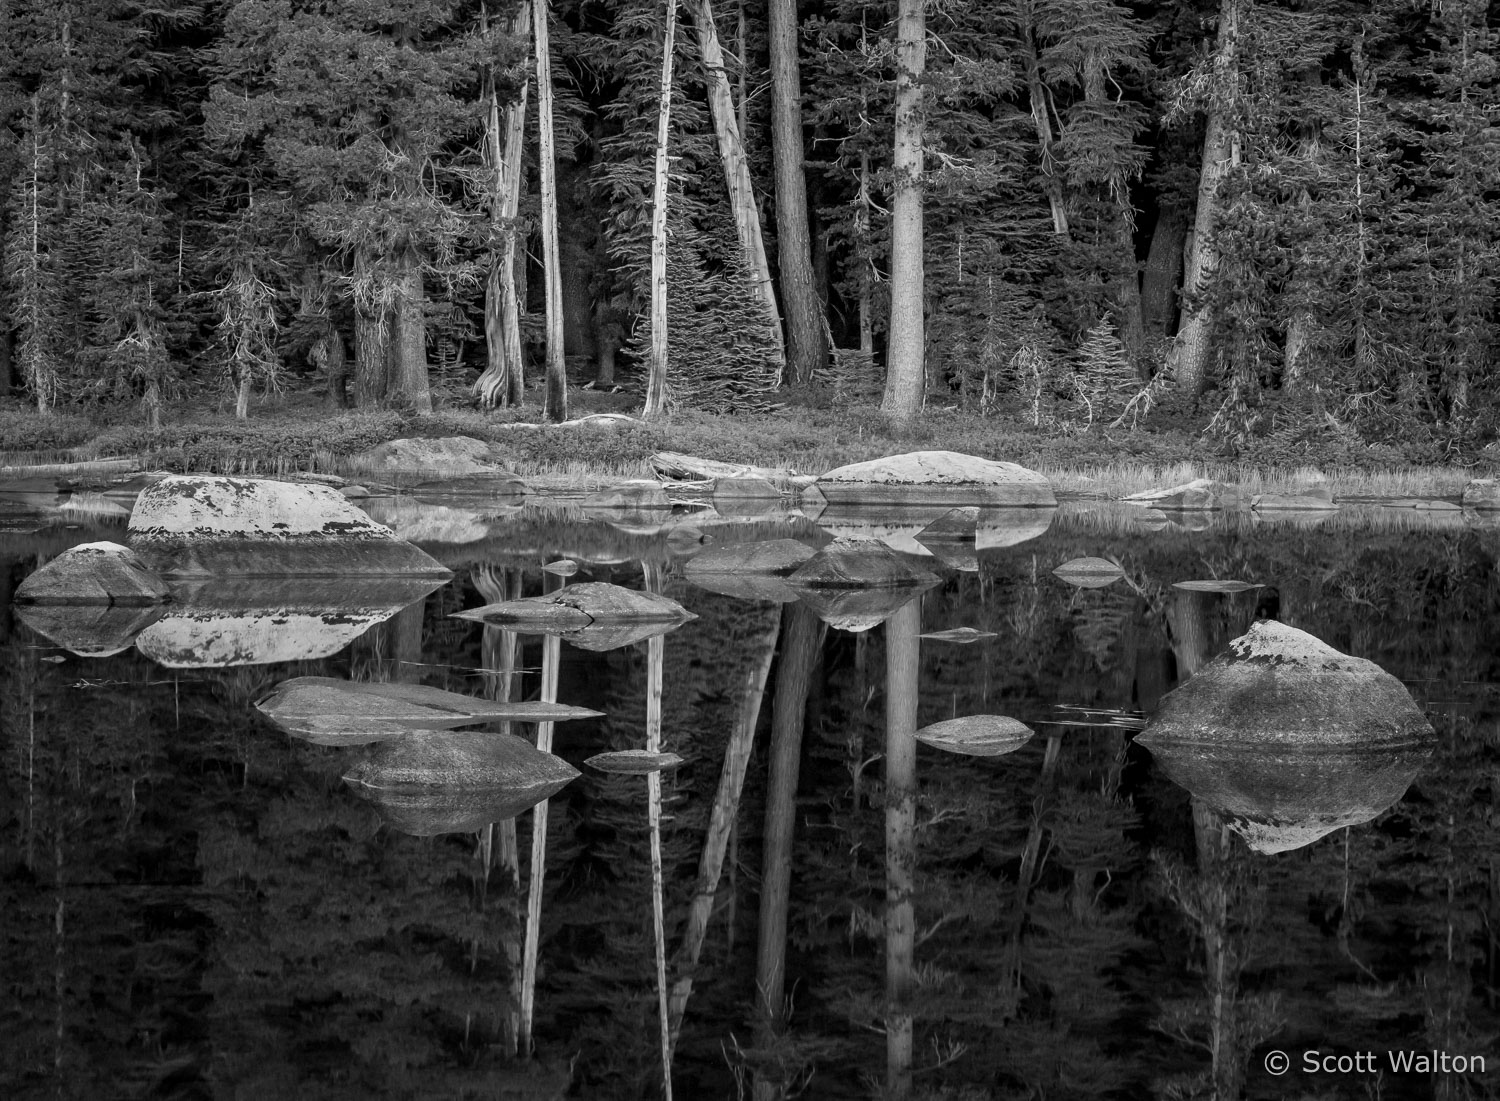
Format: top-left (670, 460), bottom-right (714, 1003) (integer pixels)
top-left (880, 0), bottom-right (926, 422)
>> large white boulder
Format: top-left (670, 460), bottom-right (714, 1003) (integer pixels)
top-left (815, 451), bottom-right (1055, 507)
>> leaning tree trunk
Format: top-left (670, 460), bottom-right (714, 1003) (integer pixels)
top-left (1166, 0), bottom-right (1242, 396)
top-left (768, 0), bottom-right (828, 384)
top-left (880, 0), bottom-right (926, 423)
top-left (475, 1), bottom-right (530, 409)
top-left (1141, 203), bottom-right (1187, 339)
top-left (644, 0), bottom-right (680, 418)
top-left (534, 0), bottom-right (568, 422)
top-left (691, 0), bottom-right (785, 379)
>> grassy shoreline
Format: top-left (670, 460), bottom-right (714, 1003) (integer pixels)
top-left (2, 391), bottom-right (1492, 500)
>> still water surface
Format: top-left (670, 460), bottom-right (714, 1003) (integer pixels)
top-left (2, 485), bottom-right (1498, 1100)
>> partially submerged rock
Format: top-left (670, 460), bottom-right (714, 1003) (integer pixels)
top-left (682, 572), bottom-right (800, 604)
top-left (347, 436), bottom-right (518, 479)
top-left (684, 538), bottom-right (817, 578)
top-left (582, 481), bottom-right (671, 510)
top-left (1143, 742), bottom-right (1432, 854)
top-left (1462, 479), bottom-right (1500, 510)
top-left (1052, 556), bottom-right (1124, 589)
top-left (816, 451), bottom-right (1056, 508)
top-left (344, 730), bottom-right (580, 835)
top-left (453, 581), bottom-right (697, 627)
top-left (1251, 492), bottom-right (1339, 512)
top-left (1136, 620), bottom-right (1433, 750)
top-left (256, 676), bottom-right (603, 743)
top-left (128, 475), bottom-right (450, 578)
top-left (16, 541), bottom-right (169, 605)
top-left (585, 750), bottom-right (685, 774)
top-left (915, 715), bottom-right (1034, 757)
top-left (787, 537), bottom-right (938, 589)
top-left (1122, 478), bottom-right (1240, 511)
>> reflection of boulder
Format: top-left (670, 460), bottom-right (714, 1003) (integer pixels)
top-left (1052, 556), bottom-right (1123, 588)
top-left (586, 750), bottom-right (685, 774)
top-left (1137, 620), bottom-right (1432, 749)
top-left (255, 676), bottom-right (603, 744)
top-left (712, 476), bottom-right (783, 516)
top-left (359, 497), bottom-right (492, 544)
top-left (682, 572), bottom-right (800, 604)
top-left (14, 602), bottom-right (166, 658)
top-left (559, 620), bottom-right (692, 652)
top-left (787, 537), bottom-right (938, 588)
top-left (685, 538), bottom-right (815, 578)
top-left (128, 475), bottom-right (450, 577)
top-left (16, 541), bottom-right (169, 604)
top-left (815, 451), bottom-right (1056, 507)
top-left (582, 480), bottom-right (671, 510)
top-left (133, 579), bottom-right (445, 667)
top-left (792, 581), bottom-right (935, 633)
top-left (1142, 743), bottom-right (1432, 853)
top-left (343, 730), bottom-right (579, 836)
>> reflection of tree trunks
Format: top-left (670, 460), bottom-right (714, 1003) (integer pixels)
top-left (520, 574), bottom-right (564, 1058)
top-left (1006, 734), bottom-right (1062, 993)
top-left (645, 632), bottom-right (674, 1099)
top-left (1166, 589), bottom-right (1214, 682)
top-left (753, 603), bottom-right (824, 1101)
top-left (669, 611), bottom-right (780, 1042)
top-left (1192, 798), bottom-right (1242, 1101)
top-left (474, 565), bottom-right (524, 1055)
top-left (883, 598), bottom-right (920, 1101)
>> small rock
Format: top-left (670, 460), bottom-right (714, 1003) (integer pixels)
top-left (713, 476), bottom-right (782, 502)
top-left (542, 559), bottom-right (579, 576)
top-left (1251, 492), bottom-right (1339, 511)
top-left (349, 437), bottom-right (517, 479)
top-left (1052, 556), bottom-right (1124, 588)
top-left (16, 541), bottom-right (170, 605)
top-left (1123, 478), bottom-right (1240, 511)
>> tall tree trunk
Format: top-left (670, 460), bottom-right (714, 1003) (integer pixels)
top-left (753, 603), bottom-right (824, 1101)
top-left (1020, 11), bottom-right (1068, 236)
top-left (880, 0), bottom-right (926, 422)
top-left (883, 598), bottom-right (920, 1101)
top-left (768, 0), bottom-right (828, 384)
top-left (644, 0), bottom-right (680, 418)
top-left (352, 251), bottom-right (389, 408)
top-left (691, 0), bottom-right (785, 379)
top-left (534, 0), bottom-right (567, 422)
top-left (1166, 0), bottom-right (1243, 395)
top-left (1141, 203), bottom-right (1186, 339)
top-left (391, 246), bottom-right (432, 413)
top-left (476, 2), bottom-right (530, 409)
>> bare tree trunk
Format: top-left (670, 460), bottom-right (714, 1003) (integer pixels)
top-left (533, 0), bottom-right (568, 422)
top-left (1141, 203), bottom-right (1186, 339)
top-left (644, 0), bottom-right (680, 418)
top-left (391, 247), bottom-right (432, 413)
top-left (753, 604), bottom-right (824, 1101)
top-left (668, 610), bottom-right (779, 1042)
top-left (1166, 0), bottom-right (1242, 395)
top-left (476, 2), bottom-right (530, 409)
top-left (880, 0), bottom-right (926, 423)
top-left (690, 0), bottom-right (785, 379)
top-left (768, 0), bottom-right (828, 384)
top-left (645, 633), bottom-right (674, 1100)
top-left (883, 598), bottom-right (920, 1101)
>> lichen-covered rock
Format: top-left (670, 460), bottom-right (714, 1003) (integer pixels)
top-left (16, 541), bottom-right (170, 605)
top-left (348, 436), bottom-right (517, 478)
top-left (126, 475), bottom-right (450, 577)
top-left (787, 537), bottom-right (939, 589)
top-left (1136, 620), bottom-right (1433, 749)
top-left (816, 451), bottom-right (1055, 507)
top-left (1123, 478), bottom-right (1241, 511)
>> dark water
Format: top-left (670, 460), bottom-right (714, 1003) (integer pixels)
top-left (3, 486), bottom-right (1499, 1101)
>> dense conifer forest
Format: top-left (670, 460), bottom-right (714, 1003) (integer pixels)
top-left (0, 0), bottom-right (1496, 449)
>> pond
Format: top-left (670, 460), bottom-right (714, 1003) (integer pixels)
top-left (2, 481), bottom-right (1498, 1101)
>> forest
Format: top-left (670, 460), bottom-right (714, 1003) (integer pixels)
top-left (0, 0), bottom-right (1497, 452)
